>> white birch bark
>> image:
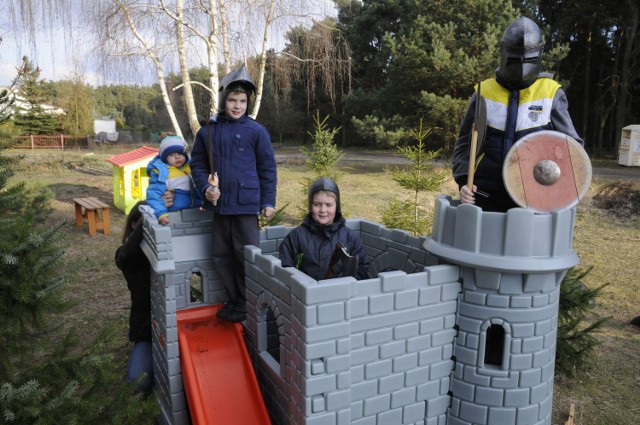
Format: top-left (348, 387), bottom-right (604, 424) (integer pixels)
top-left (115, 0), bottom-right (184, 139)
top-left (159, 0), bottom-right (201, 136)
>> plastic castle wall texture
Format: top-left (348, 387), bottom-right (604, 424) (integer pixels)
top-left (141, 195), bottom-right (579, 425)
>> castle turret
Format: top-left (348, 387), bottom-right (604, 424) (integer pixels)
top-left (425, 196), bottom-right (579, 425)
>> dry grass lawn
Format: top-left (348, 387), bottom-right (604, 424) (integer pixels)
top-left (10, 146), bottom-right (640, 425)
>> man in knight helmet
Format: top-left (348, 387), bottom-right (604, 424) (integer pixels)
top-left (452, 16), bottom-right (583, 212)
top-left (190, 64), bottom-right (277, 322)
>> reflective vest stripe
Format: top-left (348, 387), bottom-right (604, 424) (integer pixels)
top-left (480, 78), bottom-right (560, 132)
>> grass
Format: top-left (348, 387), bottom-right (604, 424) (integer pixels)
top-left (9, 146), bottom-right (640, 425)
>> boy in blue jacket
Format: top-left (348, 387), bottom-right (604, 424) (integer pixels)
top-left (146, 135), bottom-right (203, 225)
top-left (191, 65), bottom-right (277, 323)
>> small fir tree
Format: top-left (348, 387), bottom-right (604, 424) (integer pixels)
top-left (0, 66), bottom-right (158, 424)
top-left (11, 58), bottom-right (61, 135)
top-left (300, 110), bottom-right (343, 186)
top-left (295, 111), bottom-right (343, 220)
top-left (380, 119), bottom-right (449, 235)
top-left (556, 266), bottom-right (609, 377)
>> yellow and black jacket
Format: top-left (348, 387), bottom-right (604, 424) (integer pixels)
top-left (452, 76), bottom-right (583, 212)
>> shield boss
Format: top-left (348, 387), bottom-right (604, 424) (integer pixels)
top-left (503, 130), bottom-right (592, 213)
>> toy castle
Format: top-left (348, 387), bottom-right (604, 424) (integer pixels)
top-left (141, 194), bottom-right (578, 425)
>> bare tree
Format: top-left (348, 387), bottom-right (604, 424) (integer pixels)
top-left (271, 18), bottom-right (352, 111)
top-left (99, 0), bottom-right (184, 138)
top-left (174, 0), bottom-right (200, 136)
top-left (3, 0), bottom-right (342, 128)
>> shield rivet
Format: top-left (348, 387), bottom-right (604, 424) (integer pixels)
top-left (533, 159), bottom-right (561, 185)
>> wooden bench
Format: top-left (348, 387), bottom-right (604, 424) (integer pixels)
top-left (73, 197), bottom-right (111, 236)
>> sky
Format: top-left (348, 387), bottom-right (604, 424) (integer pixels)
top-left (0, 28), bottom-right (102, 87)
top-left (0, 1), bottom-right (337, 88)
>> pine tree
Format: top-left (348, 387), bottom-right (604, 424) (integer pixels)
top-left (556, 266), bottom-right (609, 377)
top-left (295, 111), bottom-right (343, 220)
top-left (380, 119), bottom-right (449, 236)
top-left (300, 110), bottom-right (343, 185)
top-left (11, 58), bottom-right (61, 135)
top-left (0, 65), bottom-right (158, 424)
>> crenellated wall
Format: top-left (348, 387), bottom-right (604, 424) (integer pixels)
top-left (143, 194), bottom-right (579, 425)
top-left (243, 220), bottom-right (461, 425)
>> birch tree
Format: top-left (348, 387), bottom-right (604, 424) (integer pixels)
top-left (94, 0), bottom-right (185, 138)
top-left (3, 0), bottom-right (342, 135)
top-left (173, 0), bottom-right (200, 135)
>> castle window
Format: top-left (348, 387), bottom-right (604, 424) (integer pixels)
top-left (258, 303), bottom-right (282, 376)
top-left (484, 324), bottom-right (505, 366)
top-left (265, 307), bottom-right (280, 364)
top-left (188, 271), bottom-right (204, 304)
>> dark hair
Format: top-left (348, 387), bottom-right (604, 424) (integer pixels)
top-left (122, 200), bottom-right (147, 244)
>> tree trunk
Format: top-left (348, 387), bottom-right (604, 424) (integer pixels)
top-left (614, 1), bottom-right (639, 151)
top-left (251, 0), bottom-right (276, 119)
top-left (220, 0), bottom-right (232, 74)
top-left (118, 0), bottom-right (183, 139)
top-left (176, 0), bottom-right (200, 138)
top-left (581, 26), bottom-right (591, 151)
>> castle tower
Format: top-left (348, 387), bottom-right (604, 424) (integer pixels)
top-left (425, 196), bottom-right (579, 425)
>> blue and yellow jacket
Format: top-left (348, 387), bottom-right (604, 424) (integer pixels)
top-left (146, 156), bottom-right (203, 222)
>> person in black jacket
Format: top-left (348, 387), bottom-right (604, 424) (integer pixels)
top-left (452, 16), bottom-right (583, 212)
top-left (279, 177), bottom-right (370, 281)
top-left (115, 200), bottom-right (153, 393)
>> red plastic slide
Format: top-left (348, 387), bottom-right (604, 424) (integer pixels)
top-left (177, 305), bottom-right (271, 425)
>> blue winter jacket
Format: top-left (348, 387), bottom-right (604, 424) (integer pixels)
top-left (146, 156), bottom-right (203, 220)
top-left (190, 113), bottom-right (277, 215)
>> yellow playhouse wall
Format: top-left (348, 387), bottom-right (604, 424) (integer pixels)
top-left (112, 159), bottom-right (153, 215)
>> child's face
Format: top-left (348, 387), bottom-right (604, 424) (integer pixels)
top-left (167, 152), bottom-right (186, 167)
top-left (310, 191), bottom-right (336, 225)
top-left (225, 91), bottom-right (248, 119)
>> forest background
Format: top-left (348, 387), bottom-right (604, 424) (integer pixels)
top-left (1, 0), bottom-right (639, 157)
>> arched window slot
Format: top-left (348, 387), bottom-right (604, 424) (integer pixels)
top-left (484, 324), bottom-right (505, 367)
top-left (265, 307), bottom-right (280, 364)
top-left (189, 271), bottom-right (204, 304)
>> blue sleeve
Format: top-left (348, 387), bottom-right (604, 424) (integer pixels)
top-left (146, 169), bottom-right (168, 218)
top-left (255, 125), bottom-right (277, 209)
top-left (190, 127), bottom-right (213, 197)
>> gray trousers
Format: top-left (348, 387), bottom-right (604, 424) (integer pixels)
top-left (212, 213), bottom-right (259, 305)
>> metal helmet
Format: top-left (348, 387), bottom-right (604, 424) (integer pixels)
top-left (308, 177), bottom-right (341, 216)
top-left (497, 17), bottom-right (544, 86)
top-left (217, 64), bottom-right (256, 113)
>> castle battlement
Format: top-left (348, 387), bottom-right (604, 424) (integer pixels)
top-left (143, 195), bottom-right (578, 425)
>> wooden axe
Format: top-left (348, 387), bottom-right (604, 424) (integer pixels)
top-left (467, 81), bottom-right (486, 192)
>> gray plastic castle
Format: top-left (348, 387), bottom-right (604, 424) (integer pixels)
top-left (141, 194), bottom-right (579, 425)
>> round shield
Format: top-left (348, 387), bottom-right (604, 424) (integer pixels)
top-left (503, 130), bottom-right (592, 213)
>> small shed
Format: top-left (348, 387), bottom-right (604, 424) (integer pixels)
top-left (94, 119), bottom-right (116, 134)
top-left (106, 145), bottom-right (158, 214)
top-left (619, 125), bottom-right (640, 166)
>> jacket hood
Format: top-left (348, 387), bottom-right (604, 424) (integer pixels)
top-left (308, 177), bottom-right (341, 217)
top-left (217, 64), bottom-right (256, 115)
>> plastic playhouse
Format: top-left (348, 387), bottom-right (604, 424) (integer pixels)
top-left (139, 193), bottom-right (579, 425)
top-left (106, 145), bottom-right (158, 214)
